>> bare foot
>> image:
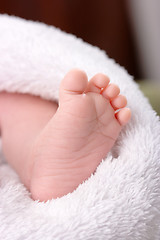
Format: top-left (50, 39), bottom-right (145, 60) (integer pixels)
top-left (30, 69), bottom-right (131, 201)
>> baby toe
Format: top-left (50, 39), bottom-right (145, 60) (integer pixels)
top-left (102, 83), bottom-right (120, 100)
top-left (59, 69), bottom-right (88, 102)
top-left (85, 73), bottom-right (110, 93)
top-left (111, 95), bottom-right (127, 110)
top-left (115, 108), bottom-right (131, 126)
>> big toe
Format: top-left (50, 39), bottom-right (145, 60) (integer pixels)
top-left (59, 69), bottom-right (88, 102)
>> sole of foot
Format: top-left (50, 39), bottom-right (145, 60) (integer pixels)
top-left (30, 69), bottom-right (131, 201)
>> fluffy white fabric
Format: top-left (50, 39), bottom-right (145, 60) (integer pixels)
top-left (0, 14), bottom-right (160, 240)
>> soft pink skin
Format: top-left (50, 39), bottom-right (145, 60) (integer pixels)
top-left (0, 69), bottom-right (131, 201)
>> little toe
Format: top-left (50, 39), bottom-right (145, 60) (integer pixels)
top-left (102, 83), bottom-right (120, 99)
top-left (85, 73), bottom-right (110, 94)
top-left (115, 108), bottom-right (131, 126)
top-left (60, 69), bottom-right (88, 101)
top-left (111, 95), bottom-right (127, 110)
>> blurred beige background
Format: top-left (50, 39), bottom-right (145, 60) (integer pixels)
top-left (0, 0), bottom-right (159, 114)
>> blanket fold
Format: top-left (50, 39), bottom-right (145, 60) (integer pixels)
top-left (0, 14), bottom-right (160, 240)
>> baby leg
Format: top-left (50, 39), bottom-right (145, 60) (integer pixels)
top-left (0, 92), bottom-right (58, 188)
top-left (0, 70), bottom-right (131, 202)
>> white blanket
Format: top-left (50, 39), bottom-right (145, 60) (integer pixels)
top-left (0, 14), bottom-right (160, 240)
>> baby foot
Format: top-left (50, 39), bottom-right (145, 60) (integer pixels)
top-left (30, 69), bottom-right (131, 201)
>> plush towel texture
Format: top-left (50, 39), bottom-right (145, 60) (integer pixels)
top-left (0, 14), bottom-right (160, 240)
